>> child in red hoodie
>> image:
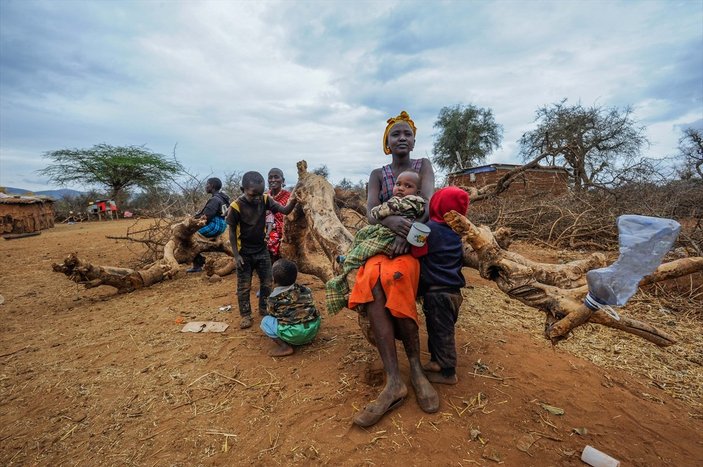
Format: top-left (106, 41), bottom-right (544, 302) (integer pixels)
top-left (415, 186), bottom-right (470, 384)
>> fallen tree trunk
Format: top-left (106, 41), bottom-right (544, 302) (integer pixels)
top-left (280, 163), bottom-right (703, 347)
top-left (445, 210), bottom-right (703, 346)
top-left (52, 162), bottom-right (354, 290)
top-left (52, 217), bottom-right (233, 292)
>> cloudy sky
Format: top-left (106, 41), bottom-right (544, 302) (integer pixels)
top-left (1, 0), bottom-right (701, 192)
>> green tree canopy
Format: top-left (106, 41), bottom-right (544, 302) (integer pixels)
top-left (432, 104), bottom-right (503, 172)
top-left (39, 144), bottom-right (183, 199)
top-left (519, 100), bottom-right (647, 191)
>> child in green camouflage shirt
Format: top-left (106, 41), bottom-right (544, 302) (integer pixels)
top-left (261, 259), bottom-right (321, 356)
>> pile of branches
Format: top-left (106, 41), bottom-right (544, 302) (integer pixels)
top-left (470, 193), bottom-right (620, 250)
top-left (334, 187), bottom-right (367, 216)
top-left (107, 218), bottom-right (178, 267)
top-left (469, 181), bottom-right (703, 254)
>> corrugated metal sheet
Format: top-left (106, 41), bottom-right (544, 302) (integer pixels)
top-left (0, 193), bottom-right (54, 205)
top-left (450, 163), bottom-right (569, 176)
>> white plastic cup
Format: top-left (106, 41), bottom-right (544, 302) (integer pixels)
top-left (581, 445), bottom-right (620, 467)
top-left (406, 222), bottom-right (431, 247)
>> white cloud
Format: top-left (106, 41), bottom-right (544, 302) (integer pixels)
top-left (1, 0), bottom-right (701, 192)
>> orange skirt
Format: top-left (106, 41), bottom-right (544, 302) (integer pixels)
top-left (348, 254), bottom-right (420, 324)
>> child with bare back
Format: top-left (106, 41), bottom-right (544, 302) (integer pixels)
top-left (325, 170), bottom-right (425, 315)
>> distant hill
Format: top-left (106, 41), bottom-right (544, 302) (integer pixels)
top-left (36, 188), bottom-right (85, 199)
top-left (2, 187), bottom-right (28, 195)
top-left (1, 187), bottom-right (84, 199)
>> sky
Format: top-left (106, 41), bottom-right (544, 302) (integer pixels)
top-left (1, 0), bottom-right (702, 192)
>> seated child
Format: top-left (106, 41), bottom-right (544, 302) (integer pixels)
top-left (325, 170), bottom-right (425, 315)
top-left (415, 186), bottom-right (470, 385)
top-left (187, 177), bottom-right (231, 272)
top-left (261, 259), bottom-right (321, 356)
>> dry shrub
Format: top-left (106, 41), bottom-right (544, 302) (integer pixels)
top-left (469, 180), bottom-right (703, 254)
top-left (334, 188), bottom-right (366, 216)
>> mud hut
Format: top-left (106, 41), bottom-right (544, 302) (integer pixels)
top-left (0, 193), bottom-right (55, 237)
top-left (448, 163), bottom-right (569, 197)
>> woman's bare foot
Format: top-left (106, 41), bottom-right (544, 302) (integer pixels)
top-left (410, 368), bottom-right (439, 413)
top-left (424, 371), bottom-right (458, 385)
top-left (353, 381), bottom-right (408, 427)
top-left (422, 361), bottom-right (441, 373)
top-left (269, 339), bottom-right (294, 357)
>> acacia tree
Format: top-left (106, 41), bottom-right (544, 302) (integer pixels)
top-left (677, 127), bottom-right (703, 179)
top-left (432, 104), bottom-right (503, 172)
top-left (39, 144), bottom-right (183, 200)
top-left (519, 100), bottom-right (647, 191)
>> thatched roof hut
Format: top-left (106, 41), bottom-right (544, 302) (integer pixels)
top-left (0, 193), bottom-right (55, 236)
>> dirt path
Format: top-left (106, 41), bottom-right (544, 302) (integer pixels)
top-left (1, 221), bottom-right (701, 465)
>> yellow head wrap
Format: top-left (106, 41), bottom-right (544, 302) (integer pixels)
top-left (383, 110), bottom-right (417, 155)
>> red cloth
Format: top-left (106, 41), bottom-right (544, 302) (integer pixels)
top-left (429, 186), bottom-right (470, 223)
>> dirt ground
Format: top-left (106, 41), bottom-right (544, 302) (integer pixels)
top-left (1, 220), bottom-right (702, 466)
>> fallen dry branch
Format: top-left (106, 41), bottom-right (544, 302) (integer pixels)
top-left (51, 252), bottom-right (169, 293)
top-left (277, 162), bottom-right (702, 348)
top-left (53, 217), bottom-right (233, 292)
top-left (445, 210), bottom-right (703, 346)
top-left (105, 218), bottom-right (176, 265)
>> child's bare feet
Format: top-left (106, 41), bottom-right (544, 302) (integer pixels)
top-left (422, 361), bottom-right (458, 384)
top-left (269, 338), bottom-right (294, 357)
top-left (425, 371), bottom-right (458, 385)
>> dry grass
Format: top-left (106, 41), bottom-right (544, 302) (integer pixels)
top-left (458, 282), bottom-right (703, 417)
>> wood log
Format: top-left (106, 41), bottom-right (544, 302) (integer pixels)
top-left (52, 253), bottom-right (144, 293)
top-left (638, 257), bottom-right (703, 286)
top-left (2, 231), bottom-right (41, 240)
top-left (445, 210), bottom-right (703, 346)
top-left (277, 162), bottom-right (698, 348)
top-left (52, 217), bottom-right (233, 292)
